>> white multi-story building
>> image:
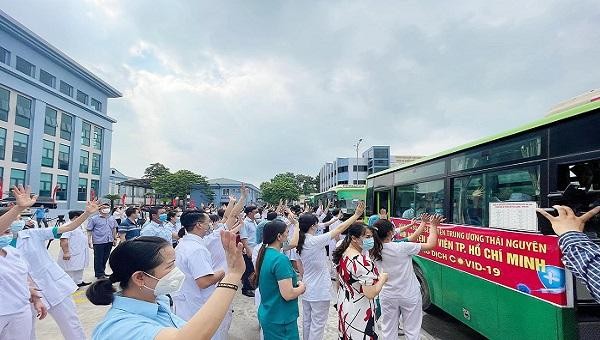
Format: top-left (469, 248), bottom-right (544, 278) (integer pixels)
top-left (0, 10), bottom-right (121, 209)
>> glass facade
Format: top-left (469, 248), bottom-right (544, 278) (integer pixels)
top-left (78, 178), bottom-right (88, 201)
top-left (58, 144), bottom-right (70, 170)
top-left (15, 95), bottom-right (32, 128)
top-left (12, 132), bottom-right (28, 163)
top-left (44, 107), bottom-right (58, 136)
top-left (39, 173), bottom-right (53, 197)
top-left (41, 140), bottom-right (54, 167)
top-left (0, 87), bottom-right (8, 121)
top-left (80, 150), bottom-right (89, 173)
top-left (56, 175), bottom-right (68, 201)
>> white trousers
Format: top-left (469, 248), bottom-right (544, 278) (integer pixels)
top-left (0, 307), bottom-right (33, 340)
top-left (302, 300), bottom-right (330, 340)
top-left (66, 270), bottom-right (84, 284)
top-left (45, 297), bottom-right (86, 340)
top-left (379, 295), bottom-right (422, 340)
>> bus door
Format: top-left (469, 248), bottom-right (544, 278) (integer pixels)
top-left (375, 190), bottom-right (391, 215)
top-left (549, 155), bottom-right (600, 338)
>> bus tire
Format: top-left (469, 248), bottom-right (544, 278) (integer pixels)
top-left (414, 264), bottom-right (432, 311)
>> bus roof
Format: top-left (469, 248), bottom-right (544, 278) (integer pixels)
top-left (368, 97), bottom-right (600, 179)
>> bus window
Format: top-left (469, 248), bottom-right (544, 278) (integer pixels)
top-left (415, 180), bottom-right (445, 217)
top-left (394, 184), bottom-right (415, 218)
top-left (394, 180), bottom-right (445, 218)
top-left (452, 166), bottom-right (541, 227)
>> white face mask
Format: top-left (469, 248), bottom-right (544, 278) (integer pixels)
top-left (254, 213), bottom-right (261, 219)
top-left (143, 267), bottom-right (185, 296)
top-left (101, 208), bottom-right (110, 215)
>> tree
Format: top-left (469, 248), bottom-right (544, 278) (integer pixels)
top-left (259, 172), bottom-right (319, 203)
top-left (104, 194), bottom-right (121, 211)
top-left (152, 169), bottom-right (213, 203)
top-left (295, 174), bottom-right (318, 195)
top-left (314, 173), bottom-right (321, 193)
top-left (143, 163), bottom-right (170, 180)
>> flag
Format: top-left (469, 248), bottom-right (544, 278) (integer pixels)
top-left (172, 198), bottom-right (177, 207)
top-left (52, 185), bottom-right (59, 201)
top-left (121, 193), bottom-right (126, 205)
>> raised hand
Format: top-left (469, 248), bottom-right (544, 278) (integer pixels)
top-left (85, 199), bottom-right (101, 214)
top-left (13, 185), bottom-right (37, 208)
top-left (430, 214), bottom-right (446, 226)
top-left (354, 201), bottom-right (365, 216)
top-left (537, 205), bottom-right (600, 236)
top-left (220, 229), bottom-right (245, 278)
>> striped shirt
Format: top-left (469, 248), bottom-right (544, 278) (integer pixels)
top-left (558, 231), bottom-right (600, 302)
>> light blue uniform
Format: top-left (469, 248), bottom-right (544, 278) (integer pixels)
top-left (140, 221), bottom-right (172, 243)
top-left (93, 295), bottom-right (186, 340)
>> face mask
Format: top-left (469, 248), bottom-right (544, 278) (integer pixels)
top-left (101, 208), bottom-right (110, 214)
top-left (159, 214), bottom-right (168, 223)
top-left (254, 213), bottom-right (261, 219)
top-left (143, 267), bottom-right (185, 296)
top-left (10, 220), bottom-right (26, 233)
top-left (0, 235), bottom-right (13, 248)
top-left (362, 237), bottom-right (375, 251)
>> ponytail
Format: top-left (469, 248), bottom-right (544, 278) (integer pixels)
top-left (296, 213), bottom-right (318, 256)
top-left (252, 244), bottom-right (267, 287)
top-left (86, 278), bottom-right (116, 305)
top-left (370, 219), bottom-right (394, 261)
top-left (177, 227), bottom-right (186, 238)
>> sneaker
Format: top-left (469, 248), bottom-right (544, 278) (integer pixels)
top-left (242, 290), bottom-right (255, 298)
top-left (77, 281), bottom-right (92, 287)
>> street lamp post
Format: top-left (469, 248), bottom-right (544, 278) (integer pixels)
top-left (353, 138), bottom-right (363, 185)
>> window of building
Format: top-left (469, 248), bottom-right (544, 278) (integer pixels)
top-left (0, 46), bottom-right (9, 65)
top-left (90, 179), bottom-right (99, 199)
top-left (39, 69), bottom-right (56, 88)
top-left (0, 128), bottom-right (5, 160)
top-left (352, 165), bottom-right (368, 172)
top-left (78, 178), bottom-right (88, 201)
top-left (60, 113), bottom-right (73, 140)
top-left (93, 127), bottom-right (103, 149)
top-left (43, 107), bottom-right (57, 136)
top-left (12, 132), bottom-right (28, 163)
top-left (15, 95), bottom-right (32, 128)
top-left (0, 168), bottom-right (3, 188)
top-left (56, 175), bottom-right (68, 200)
top-left (9, 169), bottom-right (26, 192)
top-left (338, 180), bottom-right (348, 184)
top-left (76, 90), bottom-right (88, 105)
top-left (58, 144), bottom-right (70, 170)
top-left (222, 188), bottom-right (230, 196)
top-left (451, 135), bottom-right (542, 172)
top-left (59, 81), bottom-right (73, 97)
top-left (41, 140), bottom-right (54, 167)
top-left (92, 153), bottom-right (101, 175)
top-left (452, 166), bottom-right (540, 227)
top-left (39, 173), bottom-right (52, 197)
top-left (0, 87), bottom-right (9, 121)
top-left (91, 98), bottom-right (102, 111)
top-left (374, 148), bottom-right (389, 159)
top-left (80, 150), bottom-right (89, 173)
top-left (16, 56), bottom-right (35, 77)
top-left (374, 160), bottom-right (388, 166)
top-left (81, 122), bottom-right (91, 146)
top-left (337, 166), bottom-right (348, 173)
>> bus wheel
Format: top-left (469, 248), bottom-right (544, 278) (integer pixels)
top-left (414, 265), bottom-right (432, 311)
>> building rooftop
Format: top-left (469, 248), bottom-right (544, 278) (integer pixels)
top-left (203, 178), bottom-right (260, 191)
top-left (0, 9), bottom-right (122, 97)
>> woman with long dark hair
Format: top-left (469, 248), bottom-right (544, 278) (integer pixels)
top-left (87, 230), bottom-right (245, 340)
top-left (296, 202), bottom-right (365, 340)
top-left (254, 219), bottom-right (304, 339)
top-left (332, 222), bottom-right (388, 340)
top-left (369, 215), bottom-right (442, 340)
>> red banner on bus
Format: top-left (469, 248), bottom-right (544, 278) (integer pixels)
top-left (391, 218), bottom-right (568, 306)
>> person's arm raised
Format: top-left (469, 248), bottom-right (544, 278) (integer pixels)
top-left (420, 214), bottom-right (443, 251)
top-left (0, 186), bottom-right (37, 234)
top-left (329, 201), bottom-right (365, 240)
top-left (156, 230), bottom-right (244, 340)
top-left (57, 199), bottom-right (100, 234)
top-left (222, 196), bottom-right (237, 220)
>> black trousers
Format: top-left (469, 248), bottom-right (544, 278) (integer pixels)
top-left (242, 254), bottom-right (255, 291)
top-left (93, 242), bottom-right (113, 278)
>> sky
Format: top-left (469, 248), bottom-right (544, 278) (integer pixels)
top-left (2, 1), bottom-right (599, 186)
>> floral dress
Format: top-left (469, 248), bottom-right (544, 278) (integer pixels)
top-left (336, 253), bottom-right (380, 340)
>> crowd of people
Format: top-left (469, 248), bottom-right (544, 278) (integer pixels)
top-left (0, 184), bottom-right (599, 340)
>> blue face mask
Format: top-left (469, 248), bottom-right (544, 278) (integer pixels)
top-left (10, 220), bottom-right (26, 233)
top-left (159, 214), bottom-right (168, 223)
top-left (0, 235), bottom-right (13, 248)
top-left (362, 237), bottom-right (375, 251)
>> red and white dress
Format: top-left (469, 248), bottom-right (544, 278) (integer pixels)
top-left (336, 253), bottom-right (380, 340)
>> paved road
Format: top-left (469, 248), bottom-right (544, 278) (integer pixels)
top-left (36, 242), bottom-right (483, 339)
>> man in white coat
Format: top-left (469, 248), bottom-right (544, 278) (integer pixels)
top-left (57, 210), bottom-right (91, 287)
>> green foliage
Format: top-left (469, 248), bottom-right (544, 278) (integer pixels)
top-left (259, 172), bottom-right (318, 204)
top-left (104, 194), bottom-right (121, 210)
top-left (143, 163), bottom-right (170, 180)
top-left (151, 169), bottom-right (213, 202)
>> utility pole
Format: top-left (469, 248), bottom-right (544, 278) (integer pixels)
top-left (353, 138), bottom-right (363, 184)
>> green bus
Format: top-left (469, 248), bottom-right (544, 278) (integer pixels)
top-left (366, 90), bottom-right (600, 339)
top-left (312, 185), bottom-right (366, 215)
